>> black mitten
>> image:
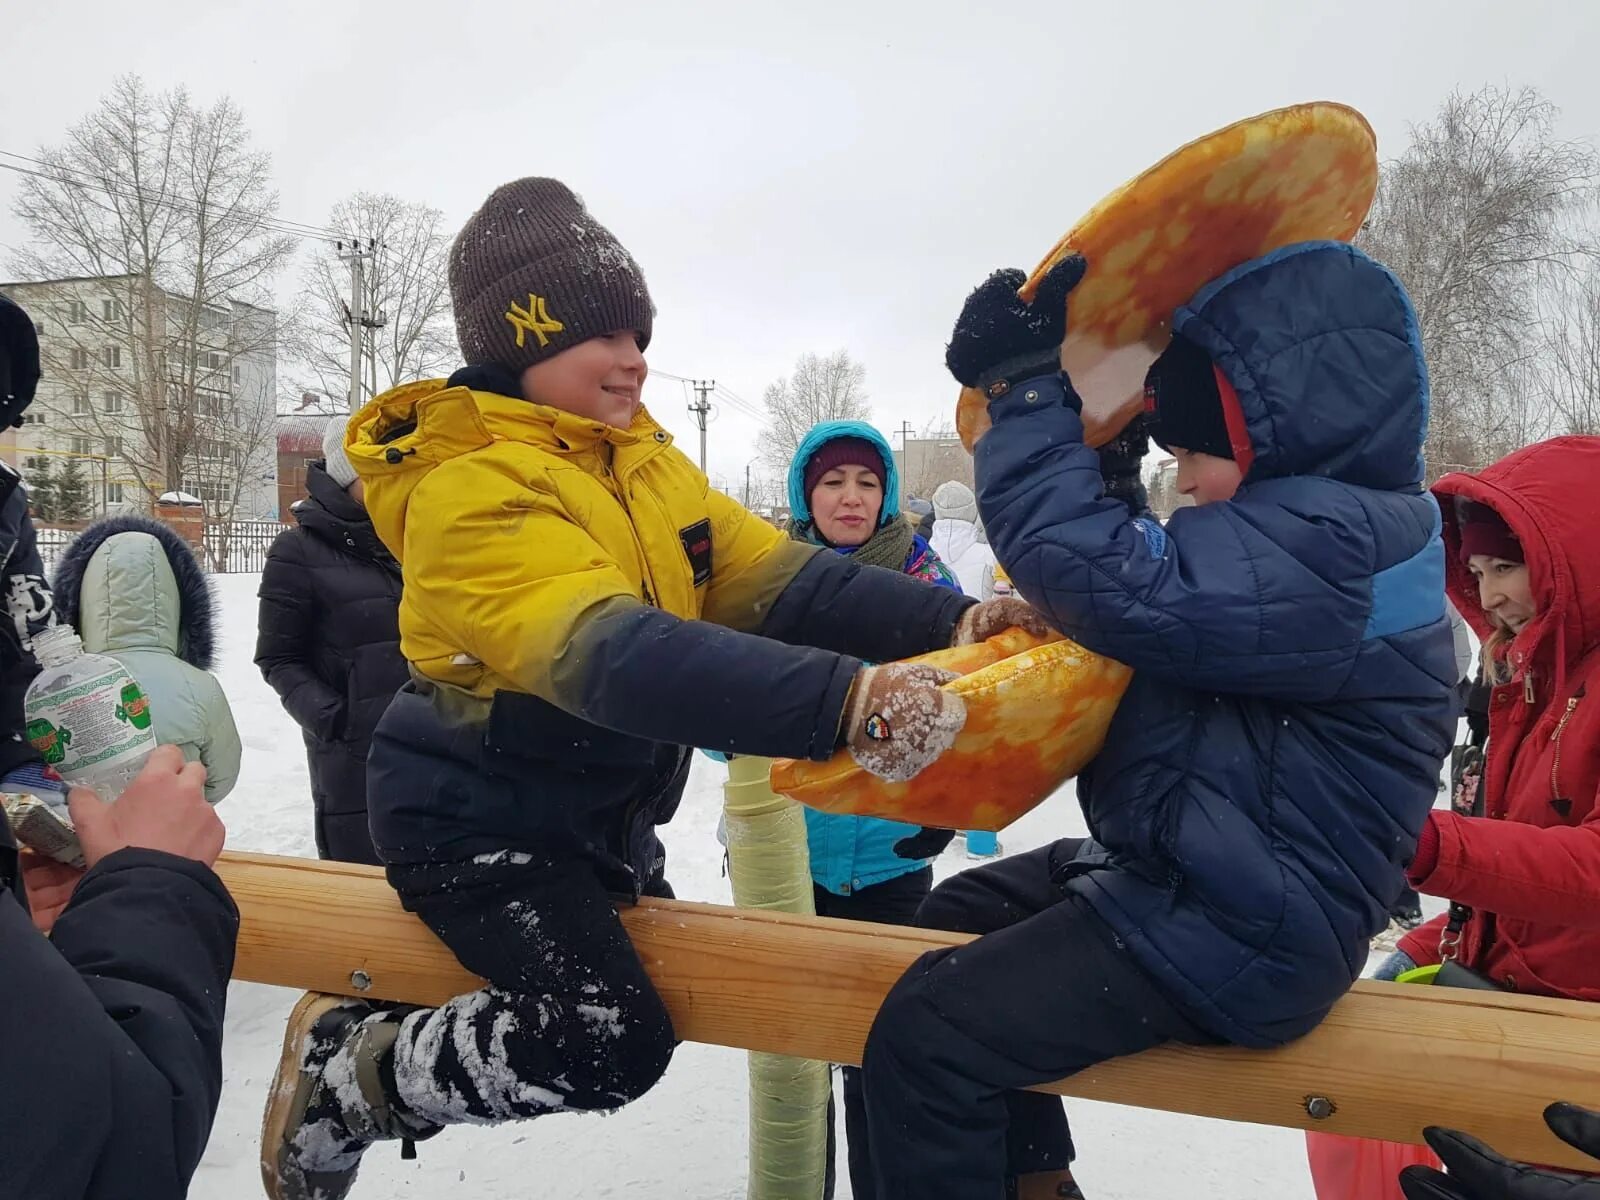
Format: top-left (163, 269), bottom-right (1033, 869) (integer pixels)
top-left (945, 255), bottom-right (1085, 394)
top-left (892, 826), bottom-right (956, 860)
top-left (1098, 415), bottom-right (1151, 512)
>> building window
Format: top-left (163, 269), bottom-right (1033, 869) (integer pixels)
top-left (73, 393), bottom-right (90, 415)
top-left (103, 346), bottom-right (122, 369)
top-left (105, 436), bottom-right (123, 457)
top-left (70, 348), bottom-right (88, 370)
top-left (21, 412), bottom-right (44, 426)
top-left (33, 321), bottom-right (44, 336)
top-left (103, 390), bottom-right (123, 414)
top-left (71, 437), bottom-right (90, 455)
top-left (232, 364), bottom-right (241, 384)
top-left (67, 300), bottom-right (87, 325)
top-left (106, 482), bottom-right (124, 504)
top-left (101, 299), bottom-right (123, 322)
top-left (25, 456), bottom-right (47, 473)
top-left (204, 351), bottom-right (224, 370)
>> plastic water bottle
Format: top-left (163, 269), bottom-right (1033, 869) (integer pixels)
top-left (24, 624), bottom-right (157, 803)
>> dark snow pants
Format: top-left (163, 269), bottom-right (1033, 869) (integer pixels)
top-left (384, 854), bottom-right (677, 1127)
top-left (811, 866), bottom-right (934, 1200)
top-left (863, 839), bottom-right (1214, 1200)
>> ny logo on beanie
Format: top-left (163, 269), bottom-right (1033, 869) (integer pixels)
top-left (505, 293), bottom-right (566, 350)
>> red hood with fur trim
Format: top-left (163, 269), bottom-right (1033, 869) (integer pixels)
top-left (1434, 436), bottom-right (1600, 685)
top-left (1402, 436), bottom-right (1600, 999)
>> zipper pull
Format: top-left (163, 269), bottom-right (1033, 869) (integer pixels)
top-left (1525, 672), bottom-right (1536, 704)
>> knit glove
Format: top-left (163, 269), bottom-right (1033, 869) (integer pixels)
top-left (842, 663), bottom-right (967, 783)
top-left (952, 597), bottom-right (1058, 647)
top-left (1400, 1104), bottom-right (1600, 1199)
top-left (945, 256), bottom-right (1086, 396)
top-left (1098, 414), bottom-right (1151, 512)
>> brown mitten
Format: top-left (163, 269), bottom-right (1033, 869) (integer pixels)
top-left (842, 663), bottom-right (967, 783)
top-left (952, 596), bottom-right (1057, 646)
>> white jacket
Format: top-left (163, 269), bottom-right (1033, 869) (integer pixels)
top-left (929, 517), bottom-right (996, 601)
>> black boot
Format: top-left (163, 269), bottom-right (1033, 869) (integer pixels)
top-left (260, 993), bottom-right (438, 1200)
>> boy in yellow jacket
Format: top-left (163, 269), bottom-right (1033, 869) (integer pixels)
top-left (260, 178), bottom-right (1042, 1200)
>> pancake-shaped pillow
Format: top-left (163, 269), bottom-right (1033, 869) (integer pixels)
top-left (957, 101), bottom-right (1378, 451)
top-left (770, 628), bottom-right (1131, 831)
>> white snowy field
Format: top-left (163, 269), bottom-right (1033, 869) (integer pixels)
top-left (193, 571), bottom-right (1359, 1199)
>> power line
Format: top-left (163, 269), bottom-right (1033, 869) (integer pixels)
top-left (713, 384), bottom-right (767, 423)
top-left (0, 149), bottom-right (340, 240)
top-left (0, 150), bottom-right (342, 243)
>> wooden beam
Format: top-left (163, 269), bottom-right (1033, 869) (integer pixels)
top-left (216, 851), bottom-right (1600, 1170)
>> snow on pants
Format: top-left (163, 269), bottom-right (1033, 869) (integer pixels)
top-left (811, 866), bottom-right (934, 1200)
top-left (863, 839), bottom-right (1214, 1200)
top-left (384, 854), bottom-right (677, 1127)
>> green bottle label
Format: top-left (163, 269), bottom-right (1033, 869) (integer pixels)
top-left (26, 717), bottom-right (71, 764)
top-left (115, 683), bottom-right (152, 730)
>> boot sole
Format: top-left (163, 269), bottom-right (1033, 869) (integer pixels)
top-left (260, 992), bottom-right (354, 1200)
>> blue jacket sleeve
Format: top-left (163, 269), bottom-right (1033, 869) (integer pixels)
top-left (976, 375), bottom-right (1379, 701)
top-left (758, 549), bottom-right (972, 661)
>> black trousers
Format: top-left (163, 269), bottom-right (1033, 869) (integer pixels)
top-left (812, 868), bottom-right (934, 1200)
top-left (384, 854), bottom-right (678, 1126)
top-left (863, 840), bottom-right (1213, 1200)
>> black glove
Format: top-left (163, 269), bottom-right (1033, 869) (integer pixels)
top-left (0, 295), bottom-right (41, 430)
top-left (1399, 1104), bottom-right (1600, 1200)
top-left (945, 255), bottom-right (1086, 395)
top-left (892, 826), bottom-right (956, 860)
top-left (1098, 414), bottom-right (1151, 513)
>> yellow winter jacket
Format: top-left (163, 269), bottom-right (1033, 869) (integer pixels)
top-left (345, 380), bottom-right (822, 718)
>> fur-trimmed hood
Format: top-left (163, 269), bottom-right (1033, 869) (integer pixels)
top-left (53, 515), bottom-right (216, 669)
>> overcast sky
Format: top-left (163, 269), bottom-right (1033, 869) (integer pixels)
top-left (4, 0), bottom-right (1598, 492)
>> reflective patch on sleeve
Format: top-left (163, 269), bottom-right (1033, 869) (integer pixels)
top-left (1132, 517), bottom-right (1168, 560)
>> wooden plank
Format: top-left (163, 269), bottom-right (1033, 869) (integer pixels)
top-left (215, 850), bottom-right (1600, 1170)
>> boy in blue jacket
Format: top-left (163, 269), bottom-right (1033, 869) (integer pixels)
top-left (861, 243), bottom-right (1459, 1199)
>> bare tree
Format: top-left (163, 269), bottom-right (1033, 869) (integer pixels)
top-left (8, 75), bottom-right (296, 511)
top-left (1540, 260), bottom-right (1600, 434)
top-left (757, 350), bottom-right (871, 475)
top-left (1357, 85), bottom-right (1597, 476)
top-left (289, 193), bottom-right (455, 404)
top-left (901, 435), bottom-right (973, 500)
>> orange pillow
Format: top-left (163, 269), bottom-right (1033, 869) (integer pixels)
top-left (769, 629), bottom-right (1131, 831)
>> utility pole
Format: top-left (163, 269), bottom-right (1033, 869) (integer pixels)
top-left (688, 379), bottom-right (715, 471)
top-left (744, 460), bottom-right (753, 507)
top-left (337, 239), bottom-right (374, 413)
top-left (898, 421), bottom-right (916, 495)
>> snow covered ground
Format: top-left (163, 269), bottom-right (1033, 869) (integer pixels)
top-left (193, 571), bottom-right (1377, 1198)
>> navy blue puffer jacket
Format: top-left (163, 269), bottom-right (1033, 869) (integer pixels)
top-left (978, 242), bottom-right (1458, 1047)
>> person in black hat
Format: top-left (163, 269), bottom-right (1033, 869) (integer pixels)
top-left (0, 293), bottom-right (239, 1200)
top-left (862, 242), bottom-right (1458, 1198)
top-left (0, 294), bottom-right (66, 805)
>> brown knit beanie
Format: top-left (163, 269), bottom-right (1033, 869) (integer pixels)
top-left (449, 178), bottom-right (655, 372)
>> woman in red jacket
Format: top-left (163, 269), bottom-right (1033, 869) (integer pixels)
top-left (1388, 436), bottom-right (1600, 997)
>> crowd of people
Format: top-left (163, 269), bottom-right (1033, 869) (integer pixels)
top-left (2, 170), bottom-right (1598, 1200)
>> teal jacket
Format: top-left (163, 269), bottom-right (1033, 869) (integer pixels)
top-left (788, 420), bottom-right (960, 894)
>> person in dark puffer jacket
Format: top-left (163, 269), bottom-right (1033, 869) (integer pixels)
top-left (255, 420), bottom-right (405, 864)
top-left (863, 243), bottom-right (1458, 1199)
